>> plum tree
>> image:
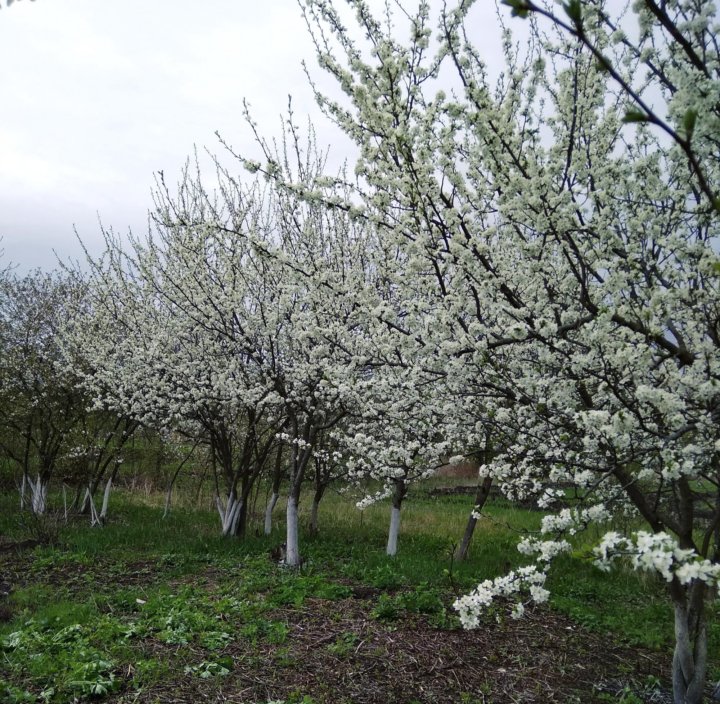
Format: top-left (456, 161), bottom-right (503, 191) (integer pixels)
top-left (299, 0), bottom-right (720, 700)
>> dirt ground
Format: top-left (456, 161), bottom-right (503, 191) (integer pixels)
top-left (0, 540), bottom-right (676, 704)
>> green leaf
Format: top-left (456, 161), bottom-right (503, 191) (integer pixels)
top-left (595, 54), bottom-right (612, 73)
top-left (622, 110), bottom-right (649, 124)
top-left (683, 109), bottom-right (698, 138)
top-left (563, 0), bottom-right (582, 24)
top-left (501, 0), bottom-right (531, 18)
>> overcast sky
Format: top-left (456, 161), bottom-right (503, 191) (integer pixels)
top-left (0, 0), bottom-right (506, 272)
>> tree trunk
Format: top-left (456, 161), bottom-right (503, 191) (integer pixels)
top-left (309, 485), bottom-right (325, 536)
top-left (85, 486), bottom-right (101, 527)
top-left (99, 475), bottom-right (113, 522)
top-left (29, 475), bottom-right (48, 515)
top-left (80, 472), bottom-right (104, 515)
top-left (80, 489), bottom-right (90, 514)
top-left (219, 489), bottom-right (243, 536)
top-left (455, 476), bottom-right (493, 561)
top-left (283, 419), bottom-right (316, 567)
top-left (386, 480), bottom-right (406, 557)
top-left (163, 483), bottom-right (174, 520)
top-left (264, 491), bottom-right (279, 536)
top-left (227, 498), bottom-right (243, 536)
top-left (265, 443), bottom-right (284, 535)
top-left (20, 421), bottom-right (32, 510)
top-left (235, 482), bottom-right (254, 539)
top-left (19, 472), bottom-right (27, 510)
top-left (386, 504), bottom-right (401, 556)
top-left (286, 494), bottom-right (301, 567)
top-left (671, 581), bottom-right (708, 704)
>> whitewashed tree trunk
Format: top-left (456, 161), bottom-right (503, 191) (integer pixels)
top-left (386, 480), bottom-right (406, 557)
top-left (80, 488), bottom-right (91, 514)
top-left (99, 475), bottom-right (113, 522)
top-left (286, 494), bottom-right (300, 567)
top-left (214, 493), bottom-right (224, 522)
top-left (19, 472), bottom-right (27, 510)
top-left (219, 490), bottom-right (243, 536)
top-left (264, 491), bottom-right (279, 535)
top-left (671, 583), bottom-right (708, 704)
top-left (229, 498), bottom-right (243, 536)
top-left (85, 487), bottom-right (101, 527)
top-left (29, 475), bottom-right (48, 515)
top-left (283, 425), bottom-right (316, 567)
top-left (386, 505), bottom-right (401, 557)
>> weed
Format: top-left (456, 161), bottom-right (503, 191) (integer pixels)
top-left (326, 631), bottom-right (359, 657)
top-left (371, 584), bottom-right (447, 625)
top-left (130, 658), bottom-right (171, 688)
top-left (1, 619), bottom-right (119, 702)
top-left (364, 564), bottom-right (405, 590)
top-left (273, 573), bottom-right (352, 606)
top-left (371, 594), bottom-right (400, 621)
top-left (274, 646), bottom-right (298, 668)
top-left (0, 680), bottom-right (35, 703)
top-left (397, 583), bottom-right (444, 615)
top-left (184, 656), bottom-right (233, 679)
top-left (242, 619), bottom-right (289, 645)
top-left (15, 510), bottom-right (65, 547)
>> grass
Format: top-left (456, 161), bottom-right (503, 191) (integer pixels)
top-left (0, 481), bottom-right (718, 703)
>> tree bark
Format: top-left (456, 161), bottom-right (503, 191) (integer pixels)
top-left (19, 472), bottom-right (27, 510)
top-left (286, 494), bottom-right (301, 567)
top-left (284, 419), bottom-right (316, 567)
top-left (671, 580), bottom-right (708, 704)
top-left (265, 443), bottom-right (285, 535)
top-left (309, 485), bottom-right (325, 536)
top-left (99, 460), bottom-right (123, 523)
top-left (234, 480), bottom-right (255, 539)
top-left (85, 486), bottom-right (101, 527)
top-left (386, 480), bottom-right (407, 557)
top-left (264, 492), bottom-right (279, 535)
top-left (29, 474), bottom-right (48, 515)
top-left (455, 476), bottom-right (493, 561)
top-left (386, 505), bottom-right (401, 557)
top-left (99, 475), bottom-right (113, 522)
top-left (220, 489), bottom-right (243, 536)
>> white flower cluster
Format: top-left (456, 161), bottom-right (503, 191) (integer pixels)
top-left (540, 505), bottom-right (611, 535)
top-left (276, 433), bottom-right (312, 450)
top-left (453, 565), bottom-right (550, 628)
top-left (355, 486), bottom-right (393, 510)
top-left (594, 531), bottom-right (720, 586)
top-left (517, 537), bottom-right (572, 562)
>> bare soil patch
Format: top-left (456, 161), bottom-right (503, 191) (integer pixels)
top-left (108, 589), bottom-right (669, 704)
top-left (1, 550), bottom-right (675, 703)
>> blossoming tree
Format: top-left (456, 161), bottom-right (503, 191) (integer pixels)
top-left (69, 190), bottom-right (289, 537)
top-left (0, 271), bottom-right (87, 514)
top-left (300, 0), bottom-right (720, 700)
